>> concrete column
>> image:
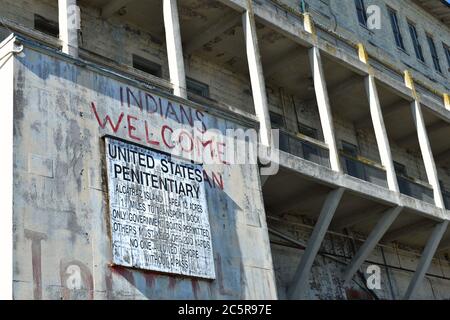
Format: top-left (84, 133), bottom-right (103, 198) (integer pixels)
top-left (58, 0), bottom-right (79, 58)
top-left (288, 188), bottom-right (344, 299)
top-left (411, 100), bottom-right (445, 209)
top-left (342, 206), bottom-right (402, 284)
top-left (309, 47), bottom-right (341, 172)
top-left (242, 5), bottom-right (272, 147)
top-left (163, 0), bottom-right (187, 99)
top-left (404, 220), bottom-right (449, 299)
top-left (365, 75), bottom-right (399, 192)
top-left (0, 40), bottom-right (15, 300)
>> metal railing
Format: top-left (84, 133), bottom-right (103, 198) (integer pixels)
top-left (340, 154), bottom-right (388, 188)
top-left (397, 175), bottom-right (434, 204)
top-left (278, 130), bottom-right (330, 167)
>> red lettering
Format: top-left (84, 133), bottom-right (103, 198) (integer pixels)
top-left (212, 172), bottom-right (224, 190)
top-left (217, 142), bottom-right (229, 165)
top-left (91, 102), bottom-right (124, 133)
top-left (162, 125), bottom-right (174, 149)
top-left (127, 115), bottom-right (141, 141)
top-left (144, 120), bottom-right (160, 146)
top-left (179, 131), bottom-right (194, 152)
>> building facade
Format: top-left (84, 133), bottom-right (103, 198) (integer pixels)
top-left (0, 0), bottom-right (450, 300)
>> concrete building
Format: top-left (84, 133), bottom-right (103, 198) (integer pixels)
top-left (0, 0), bottom-right (449, 300)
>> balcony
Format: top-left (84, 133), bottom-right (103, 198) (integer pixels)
top-left (397, 175), bottom-right (434, 204)
top-left (340, 154), bottom-right (388, 188)
top-left (278, 130), bottom-right (330, 168)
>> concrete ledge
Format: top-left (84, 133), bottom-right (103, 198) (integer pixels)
top-left (276, 150), bottom-right (448, 221)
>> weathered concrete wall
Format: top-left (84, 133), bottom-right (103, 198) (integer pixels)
top-left (11, 44), bottom-right (277, 299)
top-left (269, 214), bottom-right (450, 300)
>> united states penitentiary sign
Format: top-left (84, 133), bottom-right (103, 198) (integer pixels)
top-left (104, 137), bottom-right (215, 279)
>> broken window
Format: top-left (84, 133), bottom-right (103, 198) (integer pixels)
top-left (34, 14), bottom-right (59, 38)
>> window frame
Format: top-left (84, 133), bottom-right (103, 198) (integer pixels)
top-left (34, 14), bottom-right (59, 38)
top-left (442, 43), bottom-right (450, 72)
top-left (426, 33), bottom-right (442, 73)
top-left (354, 0), bottom-right (368, 28)
top-left (407, 21), bottom-right (425, 63)
top-left (132, 54), bottom-right (162, 78)
top-left (186, 77), bottom-right (210, 98)
top-left (387, 7), bottom-right (405, 51)
top-left (269, 111), bottom-right (285, 129)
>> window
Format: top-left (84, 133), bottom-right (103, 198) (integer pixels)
top-left (341, 141), bottom-right (365, 179)
top-left (342, 141), bottom-right (358, 158)
top-left (132, 55), bottom-right (162, 77)
top-left (394, 161), bottom-right (407, 176)
top-left (34, 14), bottom-right (59, 38)
top-left (186, 77), bottom-right (209, 98)
top-left (426, 34), bottom-right (442, 73)
top-left (443, 44), bottom-right (450, 72)
top-left (387, 8), bottom-right (405, 50)
top-left (407, 21), bottom-right (425, 62)
top-left (269, 111), bottom-right (285, 129)
top-left (298, 122), bottom-right (318, 140)
top-left (354, 0), bottom-right (368, 27)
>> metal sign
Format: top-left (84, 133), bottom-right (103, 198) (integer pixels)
top-left (104, 137), bottom-right (215, 279)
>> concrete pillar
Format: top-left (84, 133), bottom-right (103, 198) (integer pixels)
top-left (58, 0), bottom-right (79, 58)
top-left (404, 220), bottom-right (449, 299)
top-left (309, 47), bottom-right (341, 172)
top-left (0, 40), bottom-right (15, 300)
top-left (365, 75), bottom-right (399, 192)
top-left (342, 206), bottom-right (402, 284)
top-left (404, 71), bottom-right (444, 208)
top-left (288, 188), bottom-right (344, 299)
top-left (411, 100), bottom-right (445, 208)
top-left (242, 4), bottom-right (272, 147)
top-left (163, 0), bottom-right (187, 99)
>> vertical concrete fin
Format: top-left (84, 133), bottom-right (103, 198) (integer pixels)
top-left (411, 100), bottom-right (445, 209)
top-left (342, 206), bottom-right (403, 284)
top-left (288, 187), bottom-right (344, 299)
top-left (309, 47), bottom-right (342, 172)
top-left (242, 1), bottom-right (272, 147)
top-left (365, 75), bottom-right (400, 192)
top-left (58, 0), bottom-right (79, 58)
top-left (163, 0), bottom-right (187, 99)
top-left (404, 220), bottom-right (449, 299)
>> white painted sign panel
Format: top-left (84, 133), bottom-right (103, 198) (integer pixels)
top-left (104, 137), bottom-right (215, 279)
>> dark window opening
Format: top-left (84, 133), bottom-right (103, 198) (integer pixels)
top-left (394, 161), bottom-right (407, 176)
top-left (426, 34), bottom-right (442, 73)
top-left (341, 141), bottom-right (365, 179)
top-left (407, 21), bottom-right (425, 62)
top-left (387, 8), bottom-right (405, 50)
top-left (34, 14), bottom-right (59, 38)
top-left (132, 55), bottom-right (162, 78)
top-left (354, 0), bottom-right (367, 27)
top-left (186, 77), bottom-right (209, 98)
top-left (269, 111), bottom-right (285, 129)
top-left (298, 122), bottom-right (318, 140)
top-left (342, 141), bottom-right (359, 158)
top-left (443, 44), bottom-right (450, 71)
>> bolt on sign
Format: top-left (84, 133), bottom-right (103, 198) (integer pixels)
top-left (104, 136), bottom-right (216, 279)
